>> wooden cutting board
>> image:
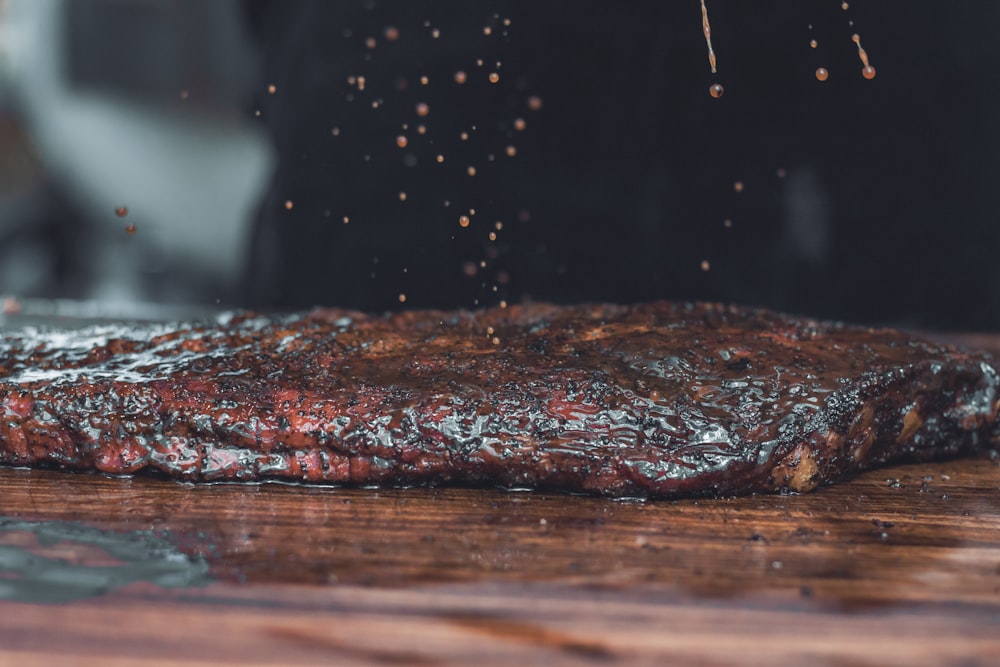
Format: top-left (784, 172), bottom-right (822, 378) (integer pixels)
top-left (0, 454), bottom-right (998, 666)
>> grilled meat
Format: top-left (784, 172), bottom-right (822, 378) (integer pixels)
top-left (1, 302), bottom-right (996, 497)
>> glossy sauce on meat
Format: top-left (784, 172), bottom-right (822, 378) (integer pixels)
top-left (1, 302), bottom-right (997, 497)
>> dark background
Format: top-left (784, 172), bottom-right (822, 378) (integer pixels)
top-left (5, 1), bottom-right (999, 330)
top-left (243, 1), bottom-right (1000, 329)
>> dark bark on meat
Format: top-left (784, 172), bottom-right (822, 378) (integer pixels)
top-left (1, 302), bottom-right (997, 497)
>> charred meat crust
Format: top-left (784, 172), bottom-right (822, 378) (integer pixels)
top-left (0, 302), bottom-right (997, 498)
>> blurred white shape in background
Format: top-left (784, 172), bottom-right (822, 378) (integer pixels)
top-left (0, 0), bottom-right (274, 305)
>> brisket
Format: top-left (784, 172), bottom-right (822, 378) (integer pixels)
top-left (1, 302), bottom-right (997, 497)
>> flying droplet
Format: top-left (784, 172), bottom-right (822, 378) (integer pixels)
top-left (124, 224), bottom-right (137, 235)
top-left (459, 215), bottom-right (471, 228)
top-left (841, 1), bottom-right (849, 9)
top-left (415, 102), bottom-right (430, 117)
top-left (384, 26), bottom-right (400, 41)
top-left (505, 145), bottom-right (517, 157)
top-left (700, 0), bottom-right (718, 73)
top-left (815, 67), bottom-right (829, 81)
top-left (709, 83), bottom-right (724, 98)
top-left (852, 33), bottom-right (876, 79)
top-left (488, 72), bottom-right (500, 84)
top-left (420, 75), bottom-right (429, 85)
top-left (115, 206), bottom-right (129, 218)
top-left (483, 26), bottom-right (492, 36)
top-left (398, 293), bottom-right (407, 303)
top-left (733, 181), bottom-right (744, 192)
top-left (396, 135), bottom-right (408, 148)
top-left (365, 37), bottom-right (376, 49)
top-left (809, 39), bottom-right (817, 48)
top-left (284, 200), bottom-right (294, 210)
top-left (700, 260), bottom-right (711, 271)
top-left (527, 96), bottom-right (543, 111)
top-left (398, 192), bottom-right (407, 201)
top-left (454, 71), bottom-right (467, 84)
top-left (513, 118), bottom-right (526, 131)
top-left (467, 166), bottom-right (477, 176)
top-left (267, 84), bottom-right (277, 94)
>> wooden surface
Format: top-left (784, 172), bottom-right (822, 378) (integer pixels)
top-left (0, 455), bottom-right (999, 666)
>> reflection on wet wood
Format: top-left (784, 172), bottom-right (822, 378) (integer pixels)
top-left (0, 455), bottom-right (999, 664)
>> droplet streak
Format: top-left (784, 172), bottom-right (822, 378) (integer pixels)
top-left (700, 0), bottom-right (718, 73)
top-left (852, 33), bottom-right (876, 79)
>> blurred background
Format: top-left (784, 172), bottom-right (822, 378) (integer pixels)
top-left (0, 0), bottom-right (998, 329)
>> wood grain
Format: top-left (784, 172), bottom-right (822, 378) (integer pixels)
top-left (1, 453), bottom-right (999, 666)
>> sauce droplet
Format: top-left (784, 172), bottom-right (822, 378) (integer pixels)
top-left (396, 135), bottom-right (408, 148)
top-left (733, 180), bottom-right (744, 192)
top-left (852, 33), bottom-right (876, 79)
top-left (124, 224), bottom-right (137, 235)
top-left (809, 39), bottom-right (818, 48)
top-left (459, 215), bottom-right (470, 228)
top-left (513, 118), bottom-right (526, 131)
top-left (709, 83), bottom-right (724, 98)
top-left (527, 96), bottom-right (543, 111)
top-left (488, 72), bottom-right (500, 84)
top-left (415, 102), bottom-right (430, 117)
top-left (284, 200), bottom-right (294, 210)
top-left (700, 0), bottom-right (718, 73)
top-left (115, 206), bottom-right (129, 218)
top-left (398, 293), bottom-right (407, 303)
top-left (454, 71), bottom-right (467, 84)
top-left (700, 260), bottom-right (711, 271)
top-left (384, 26), bottom-right (399, 41)
top-left (815, 67), bottom-right (829, 81)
